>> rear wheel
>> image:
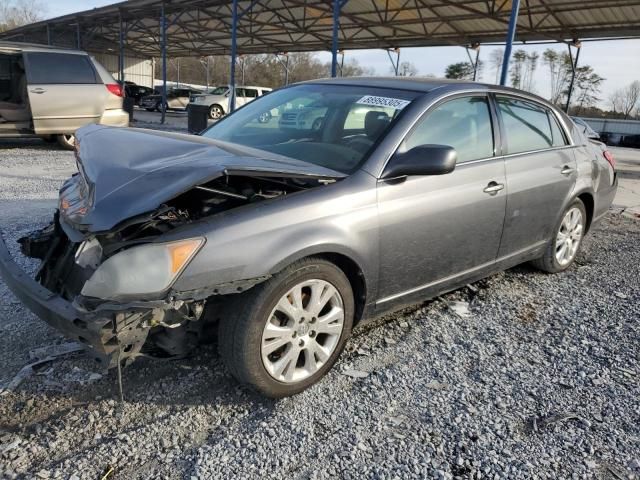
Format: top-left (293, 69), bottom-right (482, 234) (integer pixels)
top-left (531, 199), bottom-right (586, 273)
top-left (56, 134), bottom-right (75, 150)
top-left (218, 258), bottom-right (354, 398)
top-left (209, 104), bottom-right (224, 120)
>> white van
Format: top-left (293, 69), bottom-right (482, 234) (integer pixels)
top-left (190, 85), bottom-right (272, 119)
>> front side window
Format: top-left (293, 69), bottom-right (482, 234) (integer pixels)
top-left (403, 96), bottom-right (494, 163)
top-left (243, 88), bottom-right (258, 98)
top-left (496, 96), bottom-right (567, 153)
top-left (208, 86), bottom-right (229, 95)
top-left (202, 84), bottom-right (419, 174)
top-left (26, 53), bottom-right (97, 84)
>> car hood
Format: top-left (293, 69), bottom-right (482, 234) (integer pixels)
top-left (59, 125), bottom-right (345, 234)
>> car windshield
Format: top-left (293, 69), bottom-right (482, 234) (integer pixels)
top-left (208, 86), bottom-right (229, 95)
top-left (201, 84), bottom-right (420, 174)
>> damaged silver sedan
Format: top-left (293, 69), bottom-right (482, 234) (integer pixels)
top-left (0, 79), bottom-right (617, 397)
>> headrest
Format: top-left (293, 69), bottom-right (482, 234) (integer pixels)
top-left (365, 110), bottom-right (390, 138)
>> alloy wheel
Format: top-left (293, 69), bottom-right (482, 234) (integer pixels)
top-left (261, 279), bottom-right (345, 383)
top-left (555, 206), bottom-right (583, 266)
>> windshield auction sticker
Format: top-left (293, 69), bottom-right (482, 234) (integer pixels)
top-left (356, 95), bottom-right (411, 110)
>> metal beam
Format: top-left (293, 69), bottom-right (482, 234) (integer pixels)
top-left (500, 0), bottom-right (521, 85)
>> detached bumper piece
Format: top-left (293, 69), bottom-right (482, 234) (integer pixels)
top-left (0, 227), bottom-right (151, 368)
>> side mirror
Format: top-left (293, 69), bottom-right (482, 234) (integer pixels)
top-left (382, 144), bottom-right (457, 179)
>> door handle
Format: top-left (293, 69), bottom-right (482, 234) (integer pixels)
top-left (561, 166), bottom-right (574, 175)
top-left (483, 181), bottom-right (505, 195)
top-left (30, 88), bottom-right (46, 94)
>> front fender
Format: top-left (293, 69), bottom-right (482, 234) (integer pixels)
top-left (168, 170), bottom-right (379, 300)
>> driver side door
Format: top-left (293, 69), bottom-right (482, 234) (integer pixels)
top-left (376, 94), bottom-right (507, 305)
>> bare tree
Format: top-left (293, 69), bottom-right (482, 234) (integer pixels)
top-left (609, 89), bottom-right (625, 114)
top-left (0, 0), bottom-right (46, 32)
top-left (489, 48), bottom-right (503, 84)
top-left (619, 80), bottom-right (640, 119)
top-left (397, 61), bottom-right (417, 77)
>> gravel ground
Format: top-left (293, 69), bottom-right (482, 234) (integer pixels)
top-left (0, 138), bottom-right (639, 479)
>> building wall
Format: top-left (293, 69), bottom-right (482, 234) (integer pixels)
top-left (91, 52), bottom-right (154, 88)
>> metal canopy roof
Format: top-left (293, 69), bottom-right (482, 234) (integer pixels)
top-left (2, 0), bottom-right (640, 57)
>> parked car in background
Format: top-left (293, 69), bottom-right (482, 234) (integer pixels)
top-left (190, 85), bottom-right (272, 119)
top-left (571, 117), bottom-right (600, 140)
top-left (600, 132), bottom-right (623, 146)
top-left (0, 41), bottom-right (128, 149)
top-left (0, 78), bottom-right (617, 398)
top-left (140, 87), bottom-right (203, 112)
top-left (123, 83), bottom-right (155, 106)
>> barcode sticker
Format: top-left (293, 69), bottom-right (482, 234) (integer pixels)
top-left (356, 95), bottom-right (411, 110)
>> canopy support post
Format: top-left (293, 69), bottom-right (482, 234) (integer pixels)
top-left (76, 22), bottom-right (81, 49)
top-left (230, 0), bottom-right (238, 112)
top-left (500, 0), bottom-right (520, 86)
top-left (386, 48), bottom-right (400, 76)
top-left (564, 42), bottom-right (581, 113)
top-left (160, 3), bottom-right (167, 124)
top-left (331, 0), bottom-right (346, 77)
top-left (118, 11), bottom-right (125, 83)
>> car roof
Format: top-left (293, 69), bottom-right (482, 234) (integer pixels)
top-left (0, 40), bottom-right (87, 55)
top-left (301, 76), bottom-right (564, 114)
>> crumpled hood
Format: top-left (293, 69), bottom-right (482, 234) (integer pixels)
top-left (59, 125), bottom-right (344, 233)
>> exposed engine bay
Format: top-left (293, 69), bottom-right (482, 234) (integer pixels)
top-left (17, 173), bottom-right (331, 367)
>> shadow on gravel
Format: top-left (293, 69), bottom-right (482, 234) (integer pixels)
top-left (0, 138), bottom-right (64, 150)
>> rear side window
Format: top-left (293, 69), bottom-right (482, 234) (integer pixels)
top-left (243, 88), bottom-right (258, 98)
top-left (26, 53), bottom-right (97, 84)
top-left (404, 96), bottom-right (494, 163)
top-left (496, 97), bottom-right (566, 153)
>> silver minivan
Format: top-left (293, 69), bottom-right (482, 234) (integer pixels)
top-left (0, 42), bottom-right (129, 149)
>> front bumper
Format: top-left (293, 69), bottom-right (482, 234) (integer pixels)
top-left (0, 231), bottom-right (150, 368)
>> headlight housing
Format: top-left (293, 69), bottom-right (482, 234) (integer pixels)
top-left (81, 238), bottom-right (204, 299)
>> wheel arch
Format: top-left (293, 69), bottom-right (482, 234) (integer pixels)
top-left (576, 191), bottom-right (594, 233)
top-left (269, 249), bottom-right (369, 325)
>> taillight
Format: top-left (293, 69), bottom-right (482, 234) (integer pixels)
top-left (106, 83), bottom-right (124, 97)
top-left (603, 150), bottom-right (615, 169)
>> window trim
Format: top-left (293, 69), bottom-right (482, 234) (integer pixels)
top-left (375, 88), bottom-right (575, 179)
top-left (394, 92), bottom-right (499, 166)
top-left (491, 93), bottom-right (571, 155)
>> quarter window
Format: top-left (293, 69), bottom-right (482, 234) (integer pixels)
top-left (403, 96), bottom-right (494, 163)
top-left (26, 53), bottom-right (97, 84)
top-left (496, 96), bottom-right (567, 153)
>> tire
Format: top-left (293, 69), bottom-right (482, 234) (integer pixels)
top-left (531, 198), bottom-right (587, 273)
top-left (257, 111), bottom-right (272, 123)
top-left (218, 257), bottom-right (354, 398)
top-left (209, 104), bottom-right (224, 120)
top-left (56, 134), bottom-right (75, 150)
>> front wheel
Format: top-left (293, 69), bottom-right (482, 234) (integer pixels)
top-left (56, 134), bottom-right (75, 150)
top-left (218, 258), bottom-right (354, 398)
top-left (209, 104), bottom-right (224, 120)
top-left (531, 199), bottom-right (587, 273)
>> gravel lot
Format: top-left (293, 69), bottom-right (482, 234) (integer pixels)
top-left (0, 138), bottom-right (639, 479)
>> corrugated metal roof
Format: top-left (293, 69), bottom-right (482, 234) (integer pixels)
top-left (1, 0), bottom-right (639, 56)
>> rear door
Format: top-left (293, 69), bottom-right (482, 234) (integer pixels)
top-left (493, 95), bottom-right (576, 257)
top-left (24, 52), bottom-right (106, 134)
top-left (377, 94), bottom-right (507, 303)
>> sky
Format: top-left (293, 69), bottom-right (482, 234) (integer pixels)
top-left (52, 0), bottom-right (640, 108)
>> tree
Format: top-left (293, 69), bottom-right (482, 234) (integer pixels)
top-left (444, 62), bottom-right (474, 80)
top-left (0, 0), bottom-right (46, 32)
top-left (509, 49), bottom-right (527, 89)
top-left (543, 48), bottom-right (573, 105)
top-left (609, 89), bottom-right (625, 114)
top-left (619, 81), bottom-right (640, 119)
top-left (397, 61), bottom-right (417, 77)
top-left (340, 57), bottom-right (375, 77)
top-left (571, 66), bottom-right (605, 112)
top-left (489, 48), bottom-right (503, 84)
